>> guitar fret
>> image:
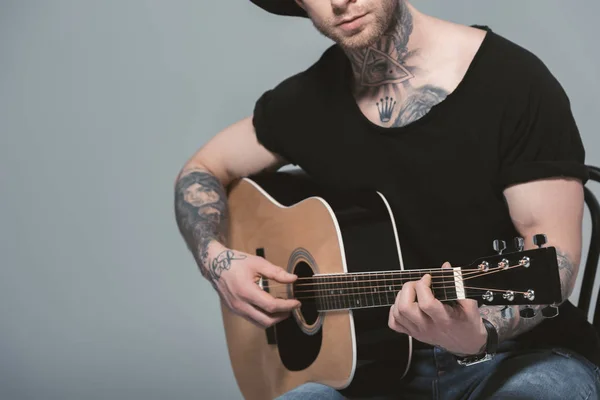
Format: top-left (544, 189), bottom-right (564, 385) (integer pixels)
top-left (332, 276), bottom-right (339, 310)
top-left (336, 276), bottom-right (340, 309)
top-left (338, 275), bottom-right (344, 309)
top-left (325, 277), bottom-right (332, 311)
top-left (383, 273), bottom-right (390, 305)
top-left (340, 275), bottom-right (346, 309)
top-left (354, 274), bottom-right (361, 309)
top-left (391, 274), bottom-right (399, 305)
top-left (361, 274), bottom-right (368, 308)
top-left (352, 274), bottom-right (359, 308)
top-left (314, 277), bottom-right (321, 311)
top-left (366, 273), bottom-right (375, 306)
top-left (331, 276), bottom-right (337, 310)
top-left (353, 274), bottom-right (360, 308)
top-left (337, 275), bottom-right (344, 310)
top-left (442, 269), bottom-right (448, 301)
top-left (376, 273), bottom-right (382, 306)
top-left (315, 267), bottom-right (468, 311)
top-left (365, 273), bottom-right (371, 307)
top-left (390, 273), bottom-right (397, 305)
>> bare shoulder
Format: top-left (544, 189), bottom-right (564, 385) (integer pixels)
top-left (422, 20), bottom-right (488, 95)
top-left (443, 23), bottom-right (488, 64)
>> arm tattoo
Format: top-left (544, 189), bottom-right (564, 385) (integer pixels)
top-left (557, 249), bottom-right (576, 301)
top-left (209, 250), bottom-right (247, 281)
top-left (174, 168), bottom-right (230, 281)
top-left (479, 248), bottom-right (577, 343)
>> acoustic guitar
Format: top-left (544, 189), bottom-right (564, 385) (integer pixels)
top-left (221, 170), bottom-right (562, 400)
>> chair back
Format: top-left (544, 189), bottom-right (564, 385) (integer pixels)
top-left (577, 165), bottom-right (600, 329)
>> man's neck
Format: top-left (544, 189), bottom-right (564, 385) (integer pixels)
top-left (344, 1), bottom-right (426, 95)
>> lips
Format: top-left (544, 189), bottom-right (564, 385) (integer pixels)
top-left (338, 14), bottom-right (366, 26)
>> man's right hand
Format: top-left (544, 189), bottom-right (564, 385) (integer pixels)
top-left (205, 242), bottom-right (301, 329)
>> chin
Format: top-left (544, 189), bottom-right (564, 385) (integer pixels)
top-left (312, 18), bottom-right (381, 50)
top-left (338, 28), bottom-right (381, 50)
top-left (338, 31), bottom-right (378, 50)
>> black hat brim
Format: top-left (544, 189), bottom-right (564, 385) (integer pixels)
top-left (249, 0), bottom-right (308, 17)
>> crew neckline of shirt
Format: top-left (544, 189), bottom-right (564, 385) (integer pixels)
top-left (340, 25), bottom-right (493, 135)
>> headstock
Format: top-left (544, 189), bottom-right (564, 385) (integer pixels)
top-left (462, 234), bottom-right (562, 318)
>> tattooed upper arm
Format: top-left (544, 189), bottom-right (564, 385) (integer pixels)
top-left (503, 178), bottom-right (584, 301)
top-left (473, 179), bottom-right (585, 344)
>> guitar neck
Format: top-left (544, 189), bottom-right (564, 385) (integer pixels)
top-left (304, 268), bottom-right (464, 312)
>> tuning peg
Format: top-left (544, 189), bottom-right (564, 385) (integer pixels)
top-left (533, 234), bottom-right (547, 248)
top-left (520, 306), bottom-right (537, 319)
top-left (542, 305), bottom-right (559, 318)
top-left (514, 237), bottom-right (524, 252)
top-left (493, 240), bottom-right (507, 255)
top-left (501, 306), bottom-right (514, 319)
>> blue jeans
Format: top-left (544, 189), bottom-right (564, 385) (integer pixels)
top-left (275, 343), bottom-right (600, 399)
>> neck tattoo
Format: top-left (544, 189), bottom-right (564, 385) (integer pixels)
top-left (346, 2), bottom-right (448, 127)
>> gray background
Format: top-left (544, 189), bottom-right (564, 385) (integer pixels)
top-left (1, 1), bottom-right (599, 399)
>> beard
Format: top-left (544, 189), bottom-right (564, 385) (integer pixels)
top-left (308, 0), bottom-right (399, 50)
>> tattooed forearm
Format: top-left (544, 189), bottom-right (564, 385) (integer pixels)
top-left (480, 304), bottom-right (544, 344)
top-left (479, 248), bottom-right (578, 344)
top-left (557, 249), bottom-right (577, 301)
top-left (174, 167), bottom-right (229, 280)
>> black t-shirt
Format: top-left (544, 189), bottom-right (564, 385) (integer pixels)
top-left (252, 26), bottom-right (599, 368)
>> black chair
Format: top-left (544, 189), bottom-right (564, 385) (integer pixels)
top-left (576, 165), bottom-right (600, 330)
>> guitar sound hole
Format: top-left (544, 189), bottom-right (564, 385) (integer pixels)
top-left (294, 261), bottom-right (319, 325)
top-left (276, 258), bottom-right (323, 371)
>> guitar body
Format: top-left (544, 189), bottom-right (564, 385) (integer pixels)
top-left (222, 170), bottom-right (411, 399)
top-left (220, 171), bottom-right (564, 399)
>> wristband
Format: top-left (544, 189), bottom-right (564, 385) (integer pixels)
top-left (456, 318), bottom-right (498, 366)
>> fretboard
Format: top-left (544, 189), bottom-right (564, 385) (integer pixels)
top-left (297, 269), bottom-right (460, 311)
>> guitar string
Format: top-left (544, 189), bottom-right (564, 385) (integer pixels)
top-left (289, 263), bottom-right (523, 295)
top-left (270, 266), bottom-right (503, 290)
top-left (267, 263), bottom-right (523, 291)
top-left (294, 286), bottom-right (530, 302)
top-left (276, 265), bottom-right (526, 297)
top-left (273, 265), bottom-right (494, 282)
top-left (266, 260), bottom-right (521, 287)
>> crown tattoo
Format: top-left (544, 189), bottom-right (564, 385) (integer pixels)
top-left (376, 97), bottom-right (396, 123)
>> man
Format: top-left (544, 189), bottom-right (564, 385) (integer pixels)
top-left (175, 0), bottom-right (600, 398)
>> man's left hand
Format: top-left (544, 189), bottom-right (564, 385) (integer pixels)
top-left (388, 262), bottom-right (487, 356)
